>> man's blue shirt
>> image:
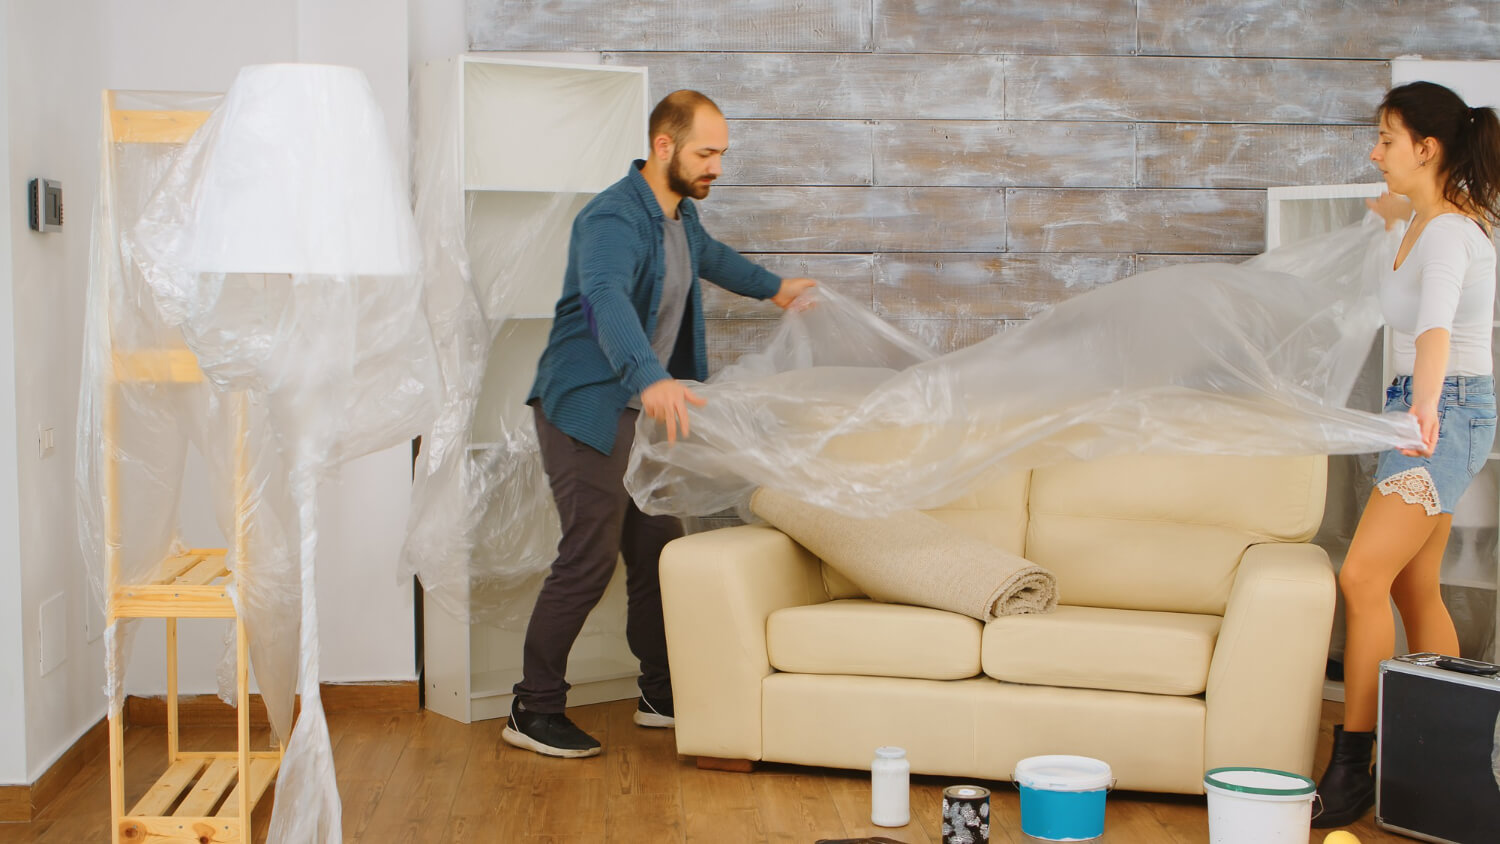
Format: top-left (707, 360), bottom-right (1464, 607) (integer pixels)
top-left (528, 161), bottom-right (781, 454)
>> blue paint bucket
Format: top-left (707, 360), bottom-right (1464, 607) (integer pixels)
top-left (1014, 755), bottom-right (1113, 841)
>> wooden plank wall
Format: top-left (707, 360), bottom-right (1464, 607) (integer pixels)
top-left (469, 0), bottom-right (1500, 363)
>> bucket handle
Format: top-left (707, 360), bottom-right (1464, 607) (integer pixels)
top-left (1310, 793), bottom-right (1325, 821)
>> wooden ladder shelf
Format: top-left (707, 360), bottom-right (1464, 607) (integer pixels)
top-left (103, 93), bottom-right (283, 844)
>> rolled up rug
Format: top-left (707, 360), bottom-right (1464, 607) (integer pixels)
top-left (750, 487), bottom-right (1058, 620)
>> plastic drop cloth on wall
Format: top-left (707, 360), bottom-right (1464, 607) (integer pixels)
top-left (117, 65), bottom-right (440, 843)
top-left (625, 214), bottom-right (1425, 520)
top-left (397, 59), bottom-right (639, 633)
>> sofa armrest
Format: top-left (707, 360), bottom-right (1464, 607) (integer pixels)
top-left (660, 524), bottom-right (826, 760)
top-left (1204, 542), bottom-right (1335, 778)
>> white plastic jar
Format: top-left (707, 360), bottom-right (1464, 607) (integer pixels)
top-left (871, 746), bottom-right (911, 827)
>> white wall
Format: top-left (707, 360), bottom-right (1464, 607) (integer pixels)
top-left (410, 0), bottom-right (468, 65)
top-left (1, 0), bottom-right (425, 784)
top-left (1391, 59), bottom-right (1500, 111)
top-left (0, 0), bottom-right (33, 788)
top-left (5, 0), bottom-right (109, 786)
top-left (298, 0), bottom-right (422, 684)
top-left (100, 2), bottom-right (298, 93)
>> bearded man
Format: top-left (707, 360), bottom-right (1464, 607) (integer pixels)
top-left (507, 90), bottom-right (816, 757)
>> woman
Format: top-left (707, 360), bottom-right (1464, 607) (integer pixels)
top-left (1317, 81), bottom-right (1500, 828)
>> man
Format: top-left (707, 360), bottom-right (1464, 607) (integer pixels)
top-left (504, 90), bottom-right (817, 758)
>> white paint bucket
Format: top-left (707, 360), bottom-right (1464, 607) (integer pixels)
top-left (1203, 767), bottom-right (1319, 844)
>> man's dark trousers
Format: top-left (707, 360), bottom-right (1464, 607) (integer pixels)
top-left (513, 403), bottom-right (682, 713)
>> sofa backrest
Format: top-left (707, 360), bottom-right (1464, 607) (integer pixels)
top-left (1024, 454), bottom-right (1326, 614)
top-left (924, 467), bottom-right (1033, 554)
top-left (819, 453), bottom-right (1325, 614)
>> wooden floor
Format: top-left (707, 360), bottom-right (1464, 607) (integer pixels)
top-left (0, 699), bottom-right (1407, 843)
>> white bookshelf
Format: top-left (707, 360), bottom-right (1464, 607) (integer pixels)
top-left (417, 55), bottom-right (650, 723)
top-left (1266, 183), bottom-right (1500, 700)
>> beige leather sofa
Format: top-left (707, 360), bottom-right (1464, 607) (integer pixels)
top-left (659, 453), bottom-right (1335, 793)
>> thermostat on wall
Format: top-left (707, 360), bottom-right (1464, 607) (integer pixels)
top-left (28, 178), bottom-right (62, 232)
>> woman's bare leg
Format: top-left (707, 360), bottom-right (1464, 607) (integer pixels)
top-left (1339, 489), bottom-right (1444, 731)
top-left (1390, 513), bottom-right (1459, 656)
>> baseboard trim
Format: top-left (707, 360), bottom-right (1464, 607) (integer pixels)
top-left (125, 680), bottom-right (420, 727)
top-left (0, 718), bottom-right (109, 823)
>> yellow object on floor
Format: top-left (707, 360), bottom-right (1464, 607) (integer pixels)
top-left (1324, 832), bottom-right (1361, 844)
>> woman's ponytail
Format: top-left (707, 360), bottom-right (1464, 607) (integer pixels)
top-left (1458, 104), bottom-right (1500, 226)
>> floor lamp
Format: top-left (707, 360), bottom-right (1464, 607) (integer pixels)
top-left (131, 62), bottom-right (431, 842)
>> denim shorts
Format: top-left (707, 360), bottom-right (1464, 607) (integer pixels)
top-left (1374, 375), bottom-right (1497, 515)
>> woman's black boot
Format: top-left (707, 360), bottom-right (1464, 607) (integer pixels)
top-left (1312, 725), bottom-right (1376, 828)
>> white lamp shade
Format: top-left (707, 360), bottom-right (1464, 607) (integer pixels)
top-left (189, 64), bottom-right (418, 276)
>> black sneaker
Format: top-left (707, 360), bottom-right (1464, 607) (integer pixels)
top-left (634, 693), bottom-right (674, 728)
top-left (501, 699), bottom-right (601, 758)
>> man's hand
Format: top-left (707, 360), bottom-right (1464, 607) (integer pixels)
top-left (1366, 193), bottom-right (1413, 231)
top-left (640, 378), bottom-right (706, 444)
top-left (772, 277), bottom-right (818, 310)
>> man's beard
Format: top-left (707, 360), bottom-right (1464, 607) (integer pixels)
top-left (668, 153), bottom-right (713, 199)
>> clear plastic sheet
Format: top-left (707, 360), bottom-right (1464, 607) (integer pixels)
top-left (123, 65), bottom-right (440, 843)
top-left (626, 214), bottom-right (1424, 519)
top-left (80, 89), bottom-right (314, 838)
top-left (398, 59), bottom-right (640, 631)
top-left (78, 88), bottom-right (233, 716)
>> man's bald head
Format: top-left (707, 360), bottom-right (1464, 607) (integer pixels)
top-left (649, 90), bottom-right (723, 151)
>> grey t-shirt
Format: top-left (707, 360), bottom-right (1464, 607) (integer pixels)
top-left (628, 215), bottom-right (693, 409)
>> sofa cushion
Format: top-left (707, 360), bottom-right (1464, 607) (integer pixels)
top-left (1026, 454), bottom-right (1325, 614)
top-left (822, 468), bottom-right (1032, 599)
top-left (762, 673), bottom-right (1208, 793)
top-left (982, 605), bottom-right (1222, 695)
top-left (768, 599), bottom-right (983, 680)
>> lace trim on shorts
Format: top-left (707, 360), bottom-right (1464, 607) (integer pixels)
top-left (1376, 466), bottom-right (1441, 516)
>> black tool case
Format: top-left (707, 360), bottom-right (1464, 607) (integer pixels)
top-left (1376, 652), bottom-right (1500, 843)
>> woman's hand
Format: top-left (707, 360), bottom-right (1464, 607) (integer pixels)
top-left (1405, 330), bottom-right (1450, 457)
top-left (1401, 401), bottom-right (1440, 457)
top-left (1366, 193), bottom-right (1414, 231)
